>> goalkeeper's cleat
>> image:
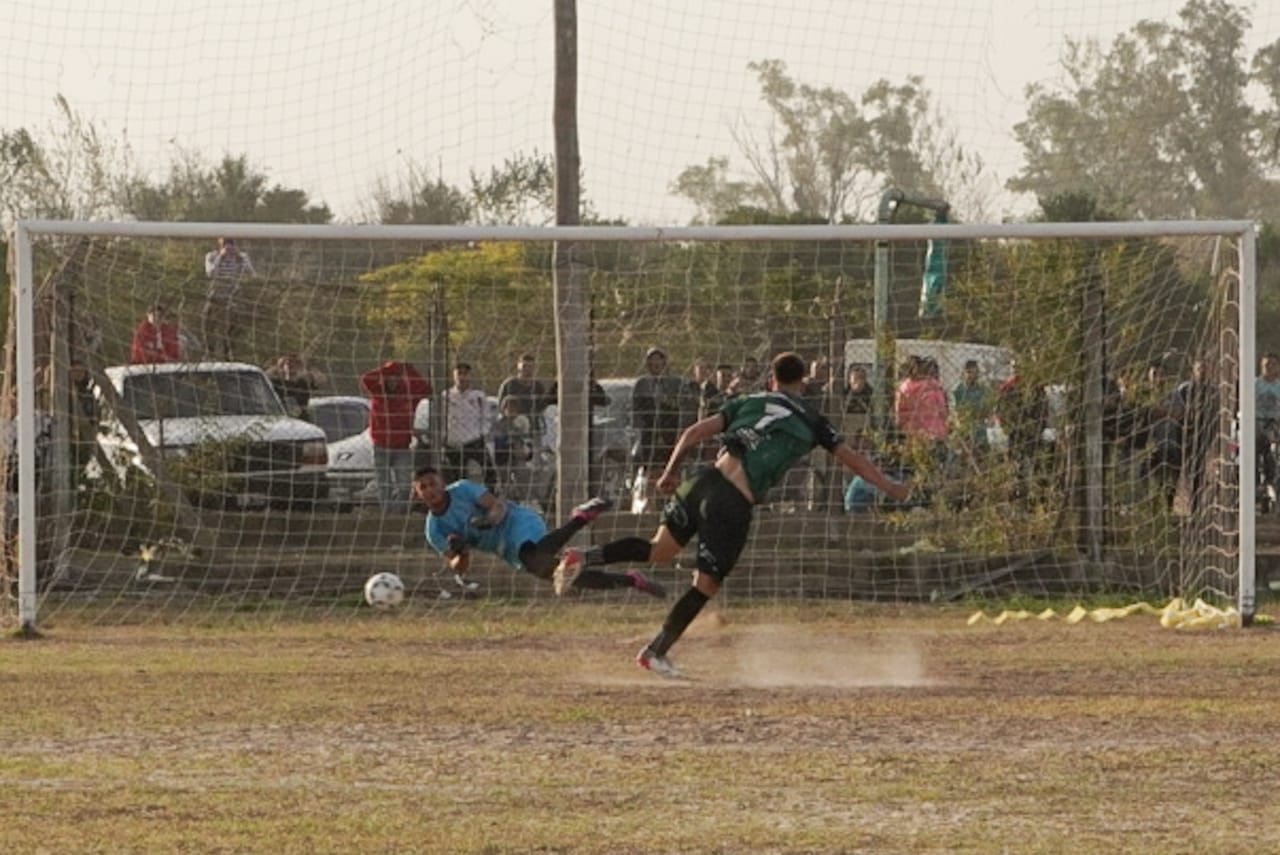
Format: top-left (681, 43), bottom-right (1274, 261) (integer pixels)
top-left (553, 548), bottom-right (585, 596)
top-left (636, 646), bottom-right (681, 678)
top-left (626, 569), bottom-right (667, 599)
top-left (572, 496), bottom-right (613, 524)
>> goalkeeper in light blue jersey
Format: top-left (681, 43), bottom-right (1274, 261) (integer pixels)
top-left (554, 351), bottom-right (912, 678)
top-left (410, 468), bottom-right (664, 597)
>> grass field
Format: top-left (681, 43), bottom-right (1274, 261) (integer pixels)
top-left (3, 601), bottom-right (1279, 854)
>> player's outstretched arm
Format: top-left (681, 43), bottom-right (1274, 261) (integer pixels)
top-left (656, 413), bottom-right (725, 492)
top-left (832, 442), bottom-right (911, 502)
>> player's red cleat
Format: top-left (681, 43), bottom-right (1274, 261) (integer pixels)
top-left (626, 569), bottom-right (666, 598)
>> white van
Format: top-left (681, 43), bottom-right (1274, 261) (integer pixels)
top-left (843, 338), bottom-right (1013, 393)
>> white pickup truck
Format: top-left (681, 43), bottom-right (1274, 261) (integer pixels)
top-left (96, 362), bottom-right (329, 509)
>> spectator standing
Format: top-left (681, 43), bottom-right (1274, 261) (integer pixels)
top-left (360, 360), bottom-right (431, 512)
top-left (443, 362), bottom-right (494, 487)
top-left (1164, 358), bottom-right (1217, 512)
top-left (491, 396), bottom-right (533, 470)
top-left (689, 358), bottom-right (719, 421)
top-left (728, 356), bottom-right (766, 395)
top-left (129, 304), bottom-right (183, 364)
top-left (894, 356), bottom-right (949, 443)
top-left (202, 238), bottom-right (257, 360)
top-left (265, 353), bottom-right (324, 417)
top-left (844, 365), bottom-right (874, 414)
top-left (703, 364), bottom-right (737, 417)
top-left (996, 358), bottom-right (1049, 476)
top-left (496, 354), bottom-right (551, 428)
top-left (803, 357), bottom-right (832, 405)
top-left (951, 359), bottom-right (993, 449)
top-left (632, 347), bottom-right (687, 503)
top-left (1256, 353), bottom-right (1280, 504)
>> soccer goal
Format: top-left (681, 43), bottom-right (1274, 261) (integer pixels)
top-left (3, 219), bottom-right (1257, 631)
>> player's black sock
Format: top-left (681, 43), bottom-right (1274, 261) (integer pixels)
top-left (601, 537), bottom-right (651, 565)
top-left (649, 587), bottom-right (708, 656)
top-left (570, 570), bottom-right (636, 590)
top-left (532, 517), bottom-right (589, 558)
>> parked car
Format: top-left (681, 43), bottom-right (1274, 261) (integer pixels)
top-left (94, 362), bottom-right (329, 509)
top-left (318, 396), bottom-right (500, 508)
top-left (307, 395), bottom-right (378, 508)
top-left (535, 378), bottom-right (640, 505)
top-left (306, 395), bottom-right (371, 444)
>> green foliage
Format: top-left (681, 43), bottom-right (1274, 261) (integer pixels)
top-left (165, 433), bottom-right (265, 507)
top-left (942, 228), bottom-right (1210, 387)
top-left (1010, 0), bottom-right (1280, 220)
top-left (371, 173), bottom-right (471, 225)
top-left (1258, 221), bottom-right (1280, 356)
top-left (358, 241), bottom-right (552, 360)
top-left (122, 152), bottom-right (332, 224)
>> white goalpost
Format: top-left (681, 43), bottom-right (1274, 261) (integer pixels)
top-left (5, 218), bottom-right (1258, 632)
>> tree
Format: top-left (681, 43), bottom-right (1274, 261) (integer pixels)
top-left (1009, 0), bottom-right (1280, 220)
top-left (359, 156), bottom-right (471, 226)
top-left (668, 157), bottom-right (765, 225)
top-left (671, 60), bottom-right (983, 223)
top-left (0, 95), bottom-right (133, 226)
top-left (123, 152), bottom-right (332, 223)
top-left (469, 150), bottom-right (556, 226)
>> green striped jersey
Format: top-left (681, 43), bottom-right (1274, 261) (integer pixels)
top-left (717, 391), bottom-right (841, 500)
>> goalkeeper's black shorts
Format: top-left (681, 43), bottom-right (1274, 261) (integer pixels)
top-left (661, 467), bottom-right (753, 582)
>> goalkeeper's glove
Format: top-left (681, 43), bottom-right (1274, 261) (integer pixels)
top-left (468, 513), bottom-right (496, 530)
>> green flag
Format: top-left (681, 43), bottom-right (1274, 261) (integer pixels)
top-left (919, 209), bottom-right (948, 319)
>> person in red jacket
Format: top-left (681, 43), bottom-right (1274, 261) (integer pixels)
top-left (129, 305), bottom-right (183, 364)
top-left (360, 360), bottom-right (432, 512)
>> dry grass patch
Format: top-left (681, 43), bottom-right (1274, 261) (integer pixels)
top-left (3, 603), bottom-right (1279, 853)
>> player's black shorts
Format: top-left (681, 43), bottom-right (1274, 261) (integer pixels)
top-left (661, 467), bottom-right (754, 582)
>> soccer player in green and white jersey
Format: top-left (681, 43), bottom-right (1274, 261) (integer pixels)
top-left (554, 351), bottom-right (911, 677)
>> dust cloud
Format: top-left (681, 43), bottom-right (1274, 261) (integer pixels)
top-left (720, 624), bottom-right (932, 689)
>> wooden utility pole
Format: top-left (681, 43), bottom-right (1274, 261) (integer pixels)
top-left (552, 0), bottom-right (589, 520)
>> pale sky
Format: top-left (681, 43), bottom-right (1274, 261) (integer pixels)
top-left (3, 0), bottom-right (1275, 224)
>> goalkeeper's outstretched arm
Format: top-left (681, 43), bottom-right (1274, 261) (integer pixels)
top-left (444, 534), bottom-right (471, 574)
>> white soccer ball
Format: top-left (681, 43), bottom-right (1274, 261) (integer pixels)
top-left (363, 572), bottom-right (405, 610)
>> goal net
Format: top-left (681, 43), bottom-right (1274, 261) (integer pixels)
top-left (3, 220), bottom-right (1256, 629)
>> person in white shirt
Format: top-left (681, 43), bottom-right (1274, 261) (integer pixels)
top-left (443, 362), bottom-right (494, 488)
top-left (1256, 353), bottom-right (1280, 500)
top-left (201, 237), bottom-right (257, 360)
